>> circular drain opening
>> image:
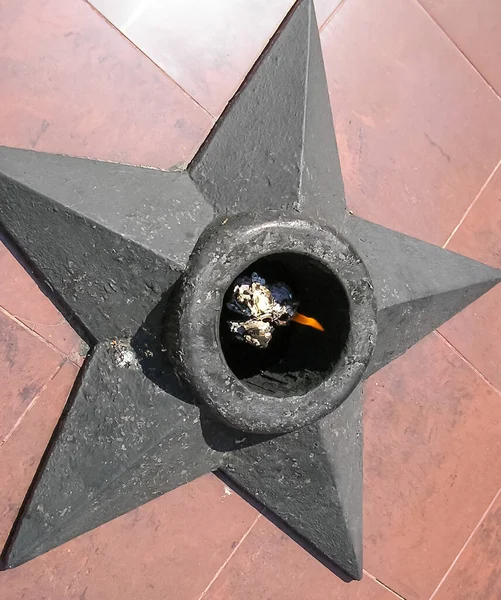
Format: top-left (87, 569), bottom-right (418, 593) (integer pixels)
top-left (219, 252), bottom-right (351, 397)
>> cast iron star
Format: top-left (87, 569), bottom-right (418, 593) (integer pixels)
top-left (0, 0), bottom-right (500, 581)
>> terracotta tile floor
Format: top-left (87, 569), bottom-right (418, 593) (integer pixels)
top-left (1, 0), bottom-right (501, 598)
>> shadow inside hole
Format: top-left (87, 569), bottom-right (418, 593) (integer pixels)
top-left (219, 253), bottom-right (350, 398)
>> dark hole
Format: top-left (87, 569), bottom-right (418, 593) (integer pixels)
top-left (219, 252), bottom-right (350, 397)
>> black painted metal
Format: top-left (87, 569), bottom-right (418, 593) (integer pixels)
top-left (223, 385), bottom-right (364, 579)
top-left (166, 212), bottom-right (376, 434)
top-left (1, 0), bottom-right (500, 581)
top-left (0, 149), bottom-right (212, 342)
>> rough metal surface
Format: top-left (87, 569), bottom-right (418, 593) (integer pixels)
top-left (188, 0), bottom-right (345, 221)
top-left (0, 147), bottom-right (213, 267)
top-left (5, 344), bottom-right (223, 567)
top-left (167, 212), bottom-right (376, 434)
top-left (298, 2), bottom-right (346, 224)
top-left (0, 150), bottom-right (213, 342)
top-left (223, 385), bottom-right (363, 579)
top-left (343, 216), bottom-right (501, 376)
top-left (1, 0), bottom-right (500, 582)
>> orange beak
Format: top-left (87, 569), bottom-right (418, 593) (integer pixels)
top-left (291, 312), bottom-right (324, 332)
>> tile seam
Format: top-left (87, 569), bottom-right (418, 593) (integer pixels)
top-left (319, 0), bottom-right (348, 32)
top-left (83, 0), bottom-right (216, 119)
top-left (429, 486), bottom-right (501, 599)
top-left (443, 157), bottom-right (501, 248)
top-left (195, 512), bottom-right (263, 599)
top-left (435, 331), bottom-right (501, 399)
top-left (413, 0), bottom-right (501, 104)
top-left (364, 570), bottom-right (408, 599)
top-left (0, 360), bottom-right (66, 446)
top-left (0, 305), bottom-right (70, 360)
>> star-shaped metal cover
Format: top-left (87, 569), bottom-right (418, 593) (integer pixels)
top-left (0, 0), bottom-right (500, 581)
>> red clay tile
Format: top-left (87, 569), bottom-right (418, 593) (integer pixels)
top-left (418, 0), bottom-right (501, 98)
top-left (363, 333), bottom-right (501, 600)
top-left (68, 338), bottom-right (89, 367)
top-left (445, 165), bottom-right (501, 269)
top-left (0, 310), bottom-right (63, 443)
top-left (90, 0), bottom-right (294, 117)
top-left (0, 360), bottom-right (78, 549)
top-left (0, 240), bottom-right (81, 356)
top-left (439, 288), bottom-right (501, 394)
top-left (321, 0), bottom-right (501, 245)
top-left (0, 0), bottom-right (212, 170)
top-left (315, 0), bottom-right (343, 27)
top-left (203, 515), bottom-right (397, 600)
top-left (439, 166), bottom-right (501, 391)
top-left (432, 489), bottom-right (501, 600)
top-left (0, 475), bottom-right (260, 600)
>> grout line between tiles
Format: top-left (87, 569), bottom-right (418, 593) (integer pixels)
top-left (363, 570), bottom-right (407, 599)
top-left (435, 331), bottom-right (501, 399)
top-left (413, 0), bottom-right (501, 104)
top-left (196, 513), bottom-right (263, 599)
top-left (209, 1), bottom-right (297, 121)
top-left (319, 0), bottom-right (347, 32)
top-left (68, 355), bottom-right (86, 369)
top-left (443, 157), bottom-right (501, 248)
top-left (0, 305), bottom-right (71, 361)
top-left (83, 0), bottom-right (216, 119)
top-left (0, 361), bottom-right (65, 446)
top-left (429, 485), bottom-right (501, 599)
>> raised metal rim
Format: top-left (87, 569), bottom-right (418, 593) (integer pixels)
top-left (169, 212), bottom-right (377, 434)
